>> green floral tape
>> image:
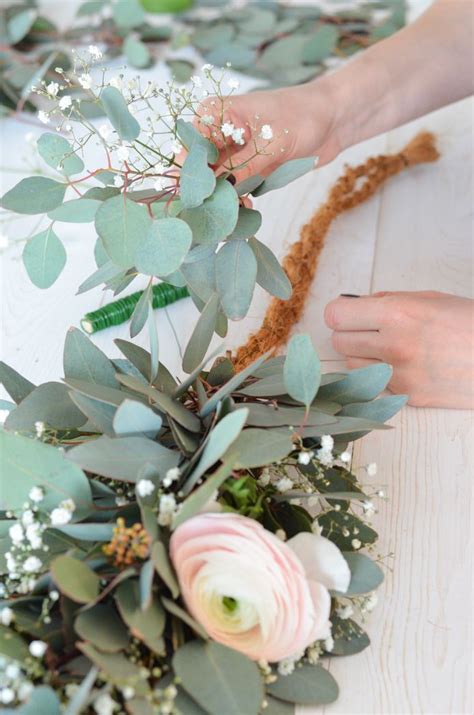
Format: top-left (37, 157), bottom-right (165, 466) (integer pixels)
top-left (80, 282), bottom-right (189, 334)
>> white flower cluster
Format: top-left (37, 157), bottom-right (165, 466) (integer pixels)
top-left (277, 648), bottom-right (305, 676)
top-left (158, 494), bottom-right (178, 527)
top-left (220, 121), bottom-right (246, 146)
top-left (316, 434), bottom-right (334, 467)
top-left (0, 658), bottom-right (33, 706)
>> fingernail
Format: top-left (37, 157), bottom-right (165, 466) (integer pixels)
top-left (340, 293), bottom-right (360, 298)
top-left (314, 156), bottom-right (320, 168)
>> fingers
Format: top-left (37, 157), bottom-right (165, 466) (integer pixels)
top-left (331, 330), bottom-right (386, 360)
top-left (324, 295), bottom-right (390, 331)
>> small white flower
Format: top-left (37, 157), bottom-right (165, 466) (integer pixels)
top-left (58, 95), bottom-right (72, 110)
top-left (351, 538), bottom-right (362, 550)
top-left (9, 523), bottom-right (24, 545)
top-left (336, 603), bottom-right (354, 619)
top-left (202, 63), bottom-right (213, 73)
top-left (29, 486), bottom-right (44, 503)
top-left (364, 592), bottom-right (378, 612)
top-left (37, 110), bottom-right (50, 124)
top-left (221, 121), bottom-right (235, 138)
top-left (324, 635), bottom-right (335, 652)
top-left (46, 81), bottom-right (59, 97)
top-left (88, 45), bottom-right (103, 60)
top-left (275, 477), bottom-right (293, 493)
top-left (109, 76), bottom-right (123, 90)
top-left (153, 177), bottom-right (166, 192)
top-left (94, 692), bottom-right (117, 715)
top-left (136, 479), bottom-right (155, 498)
top-left (158, 494), bottom-right (177, 527)
top-left (98, 123), bottom-right (112, 140)
top-left (258, 468), bottom-right (270, 487)
top-left (200, 114), bottom-right (214, 126)
top-left (231, 127), bottom-right (245, 145)
top-left (366, 462), bottom-right (377, 477)
top-left (163, 467), bottom-right (180, 488)
top-left (321, 435), bottom-right (334, 451)
top-left (340, 451), bottom-right (351, 463)
top-left (35, 421), bottom-right (45, 437)
top-left (116, 145), bottom-right (129, 163)
top-left (78, 73), bottom-right (93, 90)
top-left (54, 66), bottom-right (64, 73)
top-left (275, 529), bottom-right (286, 541)
top-left (227, 78), bottom-right (240, 90)
top-left (6, 662), bottom-right (20, 679)
top-left (26, 523), bottom-right (43, 550)
top-left (121, 686), bottom-right (135, 700)
top-left (115, 496), bottom-right (128, 506)
top-left (298, 451), bottom-right (313, 466)
top-left (113, 175), bottom-right (124, 188)
top-left (259, 124), bottom-right (273, 141)
top-left (0, 688), bottom-right (15, 705)
top-left (49, 590), bottom-right (60, 601)
top-left (311, 518), bottom-right (323, 535)
top-left (277, 658), bottom-right (296, 676)
top-left (29, 640), bottom-right (47, 658)
top-left (191, 75), bottom-right (202, 87)
top-left (21, 509), bottom-right (34, 527)
top-left (17, 682), bottom-right (33, 702)
top-left (50, 507), bottom-right (72, 526)
top-left (60, 499), bottom-right (76, 512)
top-left (23, 556), bottom-right (42, 573)
top-left (0, 607), bottom-right (15, 626)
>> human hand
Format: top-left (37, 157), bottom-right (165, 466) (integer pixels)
top-left (194, 80), bottom-right (340, 183)
top-left (324, 291), bottom-right (474, 408)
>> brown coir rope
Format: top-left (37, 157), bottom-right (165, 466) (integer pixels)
top-left (234, 131), bottom-right (440, 371)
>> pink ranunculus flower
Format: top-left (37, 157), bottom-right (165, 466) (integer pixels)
top-left (170, 512), bottom-right (351, 662)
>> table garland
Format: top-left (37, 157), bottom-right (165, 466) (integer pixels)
top-left (0, 53), bottom-right (438, 715)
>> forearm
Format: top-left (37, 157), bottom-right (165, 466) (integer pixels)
top-left (311, 0), bottom-right (473, 153)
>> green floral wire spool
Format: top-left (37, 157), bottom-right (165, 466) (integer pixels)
top-left (80, 282), bottom-right (189, 334)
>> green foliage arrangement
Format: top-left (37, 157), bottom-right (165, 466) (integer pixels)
top-left (0, 0), bottom-right (406, 115)
top-left (0, 325), bottom-right (406, 713)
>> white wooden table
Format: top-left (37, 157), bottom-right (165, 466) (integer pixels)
top-left (0, 2), bottom-right (472, 713)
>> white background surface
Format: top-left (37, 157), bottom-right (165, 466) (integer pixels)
top-left (0, 1), bottom-right (473, 714)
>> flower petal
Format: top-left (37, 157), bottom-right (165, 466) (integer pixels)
top-left (287, 532), bottom-right (351, 593)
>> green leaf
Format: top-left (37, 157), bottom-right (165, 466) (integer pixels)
top-left (95, 195), bottom-right (151, 269)
top-left (150, 541), bottom-right (179, 598)
top-left (223, 427), bottom-right (293, 468)
top-left (1, 177), bottom-right (66, 215)
top-left (199, 352), bottom-right (270, 418)
top-left (0, 625), bottom-right (29, 661)
top-left (184, 409), bottom-right (248, 493)
top-left (115, 580), bottom-right (165, 653)
top-left (267, 663), bottom-right (338, 705)
top-left (37, 133), bottom-right (84, 176)
top-left (77, 261), bottom-right (125, 295)
top-left (173, 641), bottom-right (263, 715)
top-left (180, 178), bottom-right (239, 244)
top-left (265, 697), bottom-right (295, 715)
top-left (7, 8), bottom-right (37, 44)
top-left (64, 327), bottom-right (118, 387)
top-left (182, 293), bottom-right (219, 373)
top-left (65, 377), bottom-right (140, 407)
top-left (339, 395), bottom-right (407, 422)
top-left (63, 667), bottom-right (99, 715)
top-left (0, 361), bottom-right (35, 403)
top-left (181, 252), bottom-right (216, 303)
top-left (302, 25), bottom-right (339, 64)
top-left (175, 460), bottom-right (234, 528)
top-left (177, 119), bottom-right (218, 163)
top-left (67, 434), bottom-right (180, 482)
top-left (249, 236), bottom-right (292, 299)
top-left (192, 23), bottom-right (235, 51)
top-left (78, 643), bottom-right (145, 687)
top-left (216, 240), bottom-right (257, 320)
top-left (206, 43), bottom-right (257, 70)
top-left (77, 1), bottom-right (106, 16)
top-left (330, 616), bottom-right (370, 656)
top-left (113, 399), bottom-right (163, 437)
top-left (130, 283), bottom-right (152, 338)
top-left (237, 6), bottom-right (276, 34)
top-left (112, 0), bottom-right (145, 28)
top-left (16, 686), bottom-right (61, 715)
top-left (229, 207), bottom-right (262, 240)
top-left (318, 364), bottom-right (393, 404)
top-left (5, 381), bottom-right (86, 431)
top-left (283, 334), bottom-right (321, 408)
top-left (124, 35), bottom-right (151, 69)
top-left (181, 144), bottom-right (216, 209)
top-left (51, 555), bottom-right (100, 603)
top-left (53, 523), bottom-right (114, 541)
top-left (0, 431), bottom-right (92, 518)
top-left (75, 604), bottom-right (129, 652)
top-left (166, 59), bottom-right (195, 84)
top-left (319, 510), bottom-right (378, 551)
top-left (253, 156), bottom-right (315, 196)
top-left (135, 218), bottom-right (193, 277)
top-left (258, 34), bottom-right (308, 70)
top-left (47, 198), bottom-right (100, 223)
top-left (22, 226), bottom-right (66, 289)
top-left (161, 598), bottom-right (207, 639)
top-left (339, 552), bottom-right (384, 595)
top-left (245, 403), bottom-right (337, 427)
top-left (101, 86), bottom-right (140, 141)
top-left (236, 174), bottom-right (264, 196)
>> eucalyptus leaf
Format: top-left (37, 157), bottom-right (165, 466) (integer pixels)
top-left (63, 667), bottom-right (99, 715)
top-left (223, 427), bottom-right (293, 468)
top-left (181, 252), bottom-right (216, 302)
top-left (318, 364), bottom-right (393, 404)
top-left (115, 580), bottom-right (165, 653)
top-left (302, 25), bottom-right (339, 64)
top-left (0, 431), bottom-right (92, 518)
top-left (77, 261), bottom-right (125, 294)
top-left (338, 552), bottom-right (384, 595)
top-left (78, 643), bottom-right (145, 686)
top-left (318, 510), bottom-right (377, 551)
top-left (181, 144), bottom-right (216, 209)
top-left (192, 23), bottom-right (235, 51)
top-left (283, 334), bottom-right (321, 408)
top-left (173, 641), bottom-right (263, 715)
top-left (182, 293), bottom-right (220, 373)
top-left (47, 198), bottom-right (100, 223)
top-left (177, 119), bottom-right (218, 163)
top-left (67, 435), bottom-right (180, 482)
top-left (135, 218), bottom-right (192, 277)
top-left (0, 625), bottom-right (29, 661)
top-left (101, 86), bottom-right (140, 141)
top-left (75, 604), bottom-right (129, 652)
top-left (229, 207), bottom-right (262, 240)
top-left (236, 174), bottom-right (264, 196)
top-left (180, 178), bottom-right (239, 244)
top-left (16, 686), bottom-right (61, 715)
top-left (1, 177), bottom-right (66, 215)
top-left (339, 394), bottom-right (407, 422)
top-left (258, 34), bottom-right (308, 70)
top-left (64, 327), bottom-right (118, 387)
top-left (123, 35), bottom-right (151, 68)
top-left (65, 377), bottom-right (145, 407)
top-left (53, 523), bottom-right (114, 541)
top-left (5, 381), bottom-right (86, 431)
top-left (51, 555), bottom-right (100, 603)
top-left (150, 541), bottom-right (179, 598)
top-left (7, 9), bottom-right (37, 44)
top-left (330, 616), bottom-right (370, 656)
top-left (0, 361), bottom-right (35, 403)
top-left (37, 132), bottom-right (84, 176)
top-left (112, 0), bottom-right (145, 29)
top-left (216, 240), bottom-right (257, 320)
top-left (95, 195), bottom-right (151, 269)
top-left (253, 156), bottom-right (315, 196)
top-left (130, 283), bottom-right (152, 338)
top-left (166, 59), bottom-right (195, 84)
top-left (267, 663), bottom-right (338, 705)
top-left (206, 43), bottom-right (257, 70)
top-left (249, 236), bottom-right (292, 299)
top-left (22, 226), bottom-right (66, 289)
top-left (113, 399), bottom-right (163, 437)
top-left (161, 598), bottom-right (207, 639)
